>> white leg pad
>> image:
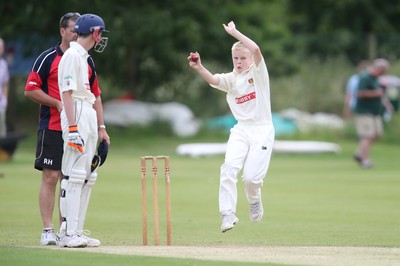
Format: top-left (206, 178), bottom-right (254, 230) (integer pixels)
top-left (77, 172), bottom-right (97, 232)
top-left (59, 154), bottom-right (87, 236)
top-left (59, 178), bottom-right (68, 236)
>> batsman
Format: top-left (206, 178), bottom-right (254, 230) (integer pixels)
top-left (57, 14), bottom-right (110, 248)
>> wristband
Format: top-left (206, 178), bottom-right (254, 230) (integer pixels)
top-left (99, 125), bottom-right (106, 129)
top-left (69, 125), bottom-right (78, 132)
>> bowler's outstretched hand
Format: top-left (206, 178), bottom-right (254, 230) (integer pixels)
top-left (223, 21), bottom-right (236, 35)
top-left (187, 52), bottom-right (201, 69)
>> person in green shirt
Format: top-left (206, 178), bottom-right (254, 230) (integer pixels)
top-left (353, 58), bottom-right (393, 169)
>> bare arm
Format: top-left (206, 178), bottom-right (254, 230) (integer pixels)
top-left (187, 53), bottom-right (220, 86)
top-left (24, 90), bottom-right (63, 112)
top-left (357, 88), bottom-right (384, 98)
top-left (223, 21), bottom-right (262, 65)
top-left (1, 83), bottom-right (8, 107)
top-left (381, 95), bottom-right (393, 114)
top-left (93, 95), bottom-right (110, 144)
top-left (342, 93), bottom-right (352, 119)
top-left (61, 90), bottom-right (76, 126)
top-left (2, 83), bottom-right (8, 99)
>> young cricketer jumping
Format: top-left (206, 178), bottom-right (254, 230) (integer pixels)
top-left (188, 21), bottom-right (275, 232)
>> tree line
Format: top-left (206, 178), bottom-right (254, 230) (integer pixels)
top-left (1, 0), bottom-right (400, 119)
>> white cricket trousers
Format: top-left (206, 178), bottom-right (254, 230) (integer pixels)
top-left (219, 121), bottom-right (274, 214)
top-left (60, 100), bottom-right (98, 176)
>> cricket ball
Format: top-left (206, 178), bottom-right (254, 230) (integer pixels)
top-left (190, 53), bottom-right (199, 62)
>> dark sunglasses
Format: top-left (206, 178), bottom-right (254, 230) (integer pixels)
top-left (59, 12), bottom-right (81, 27)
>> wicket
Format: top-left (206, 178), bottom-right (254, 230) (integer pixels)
top-left (140, 155), bottom-right (172, 246)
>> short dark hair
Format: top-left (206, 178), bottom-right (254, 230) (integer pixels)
top-left (59, 12), bottom-right (81, 29)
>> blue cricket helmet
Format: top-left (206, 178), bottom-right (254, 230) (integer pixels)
top-left (73, 14), bottom-right (109, 35)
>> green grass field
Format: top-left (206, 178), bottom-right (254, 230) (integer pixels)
top-left (1, 127), bottom-right (399, 265)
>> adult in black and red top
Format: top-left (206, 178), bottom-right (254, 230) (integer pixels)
top-left (24, 12), bottom-right (103, 246)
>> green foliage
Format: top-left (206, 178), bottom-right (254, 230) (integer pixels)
top-left (286, 0), bottom-right (400, 62)
top-left (271, 56), bottom-right (352, 114)
top-left (3, 0), bottom-right (400, 124)
top-left (287, 0), bottom-right (400, 33)
top-left (1, 1), bottom-right (302, 102)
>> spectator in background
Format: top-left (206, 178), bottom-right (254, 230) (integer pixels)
top-left (343, 60), bottom-right (369, 120)
top-left (353, 58), bottom-right (393, 169)
top-left (0, 38), bottom-right (10, 138)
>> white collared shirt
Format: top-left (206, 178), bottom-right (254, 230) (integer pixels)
top-left (210, 58), bottom-right (272, 123)
top-left (58, 42), bottom-right (95, 104)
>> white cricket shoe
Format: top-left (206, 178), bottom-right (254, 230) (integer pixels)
top-left (58, 233), bottom-right (88, 248)
top-left (249, 201), bottom-right (264, 222)
top-left (80, 231), bottom-right (101, 247)
top-left (40, 229), bottom-right (57, 246)
top-left (221, 213), bottom-right (239, 233)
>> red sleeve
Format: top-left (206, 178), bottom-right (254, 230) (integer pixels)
top-left (24, 71), bottom-right (43, 91)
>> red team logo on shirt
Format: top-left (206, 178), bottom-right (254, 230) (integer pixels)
top-left (236, 91), bottom-right (256, 104)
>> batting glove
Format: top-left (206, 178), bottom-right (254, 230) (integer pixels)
top-left (67, 125), bottom-right (84, 153)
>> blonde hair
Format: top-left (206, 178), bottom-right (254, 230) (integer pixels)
top-left (231, 41), bottom-right (250, 52)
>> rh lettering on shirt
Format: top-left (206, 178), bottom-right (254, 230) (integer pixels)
top-left (85, 83), bottom-right (90, 91)
top-left (236, 91), bottom-right (256, 104)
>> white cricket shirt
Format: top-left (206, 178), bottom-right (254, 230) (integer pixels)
top-left (211, 58), bottom-right (272, 123)
top-left (58, 42), bottom-right (96, 104)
